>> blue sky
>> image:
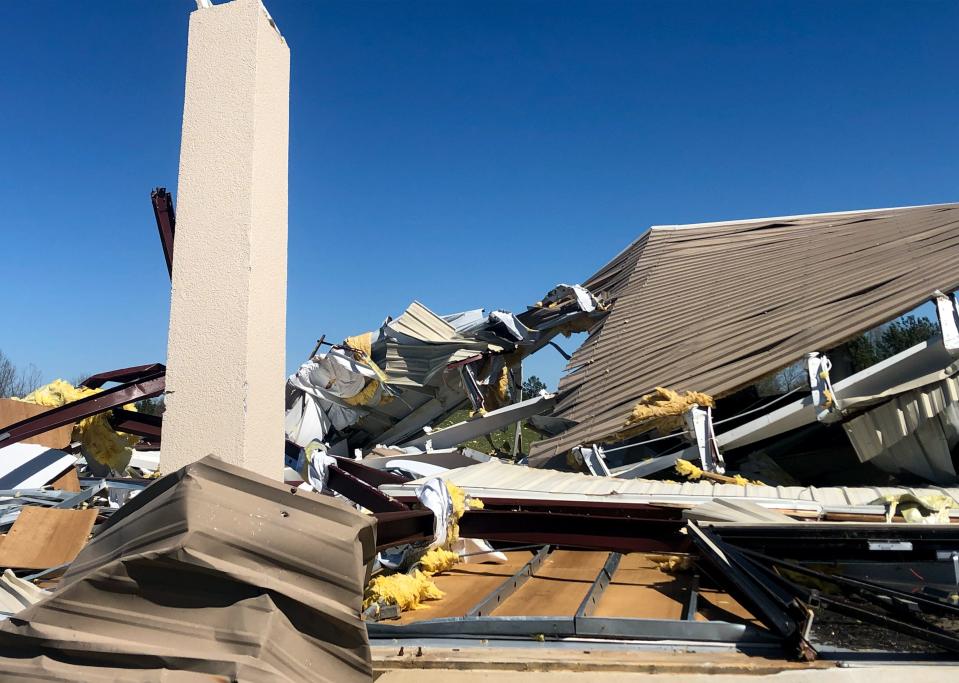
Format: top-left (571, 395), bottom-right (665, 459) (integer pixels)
top-left (2, 1), bottom-right (957, 389)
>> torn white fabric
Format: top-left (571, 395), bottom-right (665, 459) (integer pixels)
top-left (489, 311), bottom-right (535, 343)
top-left (293, 351), bottom-right (377, 400)
top-left (285, 351), bottom-right (375, 446)
top-left (297, 440), bottom-right (337, 493)
top-left (453, 538), bottom-right (508, 564)
top-left (415, 477), bottom-right (453, 548)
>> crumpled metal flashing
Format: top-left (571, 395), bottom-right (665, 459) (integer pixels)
top-left (0, 455), bottom-right (377, 682)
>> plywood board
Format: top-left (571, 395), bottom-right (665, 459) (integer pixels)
top-left (494, 550), bottom-right (607, 617)
top-left (0, 507), bottom-right (97, 570)
top-left (396, 551), bottom-right (533, 624)
top-left (593, 553), bottom-right (690, 620)
top-left (0, 399), bottom-right (73, 449)
top-left (49, 467), bottom-right (80, 493)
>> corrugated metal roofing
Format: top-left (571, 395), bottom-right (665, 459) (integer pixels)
top-left (380, 458), bottom-right (959, 513)
top-left (531, 203), bottom-right (959, 460)
top-left (383, 342), bottom-right (483, 386)
top-left (0, 456), bottom-right (377, 682)
top-left (844, 375), bottom-right (959, 483)
top-left (388, 301), bottom-right (461, 342)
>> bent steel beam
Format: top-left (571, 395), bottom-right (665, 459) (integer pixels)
top-left (81, 363), bottom-right (167, 389)
top-left (109, 409), bottom-right (162, 441)
top-left (0, 368), bottom-right (166, 449)
top-left (151, 187), bottom-right (176, 279)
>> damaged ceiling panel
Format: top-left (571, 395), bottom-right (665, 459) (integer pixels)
top-left (531, 203), bottom-right (959, 461)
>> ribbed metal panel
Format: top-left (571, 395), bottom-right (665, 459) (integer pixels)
top-left (381, 459), bottom-right (959, 512)
top-left (533, 203), bottom-right (959, 459)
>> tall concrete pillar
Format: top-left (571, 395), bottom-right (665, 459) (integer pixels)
top-left (162, 0), bottom-right (289, 479)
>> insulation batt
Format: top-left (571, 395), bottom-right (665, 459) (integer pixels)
top-left (674, 459), bottom-right (763, 487)
top-left (622, 387), bottom-right (715, 435)
top-left (363, 482), bottom-right (486, 613)
top-left (17, 380), bottom-right (139, 472)
top-left (363, 569), bottom-right (444, 611)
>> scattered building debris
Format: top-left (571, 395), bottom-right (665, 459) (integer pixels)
top-left (285, 285), bottom-right (602, 455)
top-left (1, 0), bottom-right (959, 675)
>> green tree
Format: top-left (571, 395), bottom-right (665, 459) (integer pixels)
top-left (846, 315), bottom-right (937, 373)
top-left (135, 397), bottom-right (166, 415)
top-left (522, 375), bottom-right (548, 398)
top-left (879, 315), bottom-right (937, 356)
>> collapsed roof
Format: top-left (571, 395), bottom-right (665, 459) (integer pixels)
top-left (531, 203), bottom-right (959, 462)
top-left (285, 285), bottom-right (604, 452)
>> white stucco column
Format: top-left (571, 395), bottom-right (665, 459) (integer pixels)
top-left (162, 0), bottom-right (289, 478)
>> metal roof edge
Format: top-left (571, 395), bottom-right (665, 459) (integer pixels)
top-left (648, 201), bottom-right (959, 233)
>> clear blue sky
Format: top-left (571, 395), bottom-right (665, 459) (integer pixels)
top-left (2, 1), bottom-right (957, 390)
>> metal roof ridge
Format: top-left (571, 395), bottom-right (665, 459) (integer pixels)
top-left (647, 201), bottom-right (959, 233)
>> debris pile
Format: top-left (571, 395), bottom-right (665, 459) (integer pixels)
top-left (285, 284), bottom-right (604, 454)
top-left (3, 201), bottom-right (959, 679)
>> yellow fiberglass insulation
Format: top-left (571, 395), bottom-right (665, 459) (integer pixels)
top-left (675, 458), bottom-right (705, 480)
top-left (648, 554), bottom-right (696, 573)
top-left (341, 331), bottom-right (391, 407)
top-left (674, 459), bottom-right (764, 487)
top-left (17, 380), bottom-right (139, 472)
top-left (485, 365), bottom-right (510, 411)
top-left (364, 482), bottom-right (486, 614)
top-left (621, 387), bottom-right (714, 435)
top-left (418, 547), bottom-right (460, 574)
top-left (342, 378), bottom-right (380, 407)
top-left (870, 493), bottom-right (955, 524)
top-left (363, 569), bottom-right (444, 611)
top-left (445, 481), bottom-right (484, 544)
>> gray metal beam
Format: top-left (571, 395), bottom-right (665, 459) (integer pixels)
top-left (576, 552), bottom-right (622, 617)
top-left (400, 394), bottom-right (557, 450)
top-left (368, 615), bottom-right (778, 644)
top-left (466, 545), bottom-right (551, 617)
top-left (682, 573), bottom-right (701, 621)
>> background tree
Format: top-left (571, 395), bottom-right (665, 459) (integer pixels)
top-left (522, 375), bottom-right (548, 398)
top-left (879, 315), bottom-right (937, 356)
top-left (846, 315), bottom-right (937, 373)
top-left (0, 350), bottom-right (42, 398)
top-left (135, 397), bottom-right (166, 415)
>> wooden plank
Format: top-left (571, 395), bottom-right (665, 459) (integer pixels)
top-left (593, 553), bottom-right (689, 619)
top-left (694, 587), bottom-right (757, 624)
top-left (396, 552), bottom-right (533, 624)
top-left (0, 507), bottom-right (97, 570)
top-left (494, 550), bottom-right (607, 617)
top-left (0, 398), bottom-right (74, 449)
top-left (49, 467), bottom-right (81, 493)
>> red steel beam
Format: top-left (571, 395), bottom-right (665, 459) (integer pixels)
top-left (109, 408), bottom-right (162, 441)
top-left (0, 369), bottom-right (166, 449)
top-left (371, 507), bottom-right (684, 554)
top-left (81, 363), bottom-right (167, 389)
top-left (458, 509), bottom-right (684, 554)
top-left (327, 465), bottom-right (408, 513)
top-left (151, 187), bottom-right (175, 279)
top-left (332, 456), bottom-right (410, 486)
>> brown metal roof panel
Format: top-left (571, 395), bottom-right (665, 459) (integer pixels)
top-left (533, 203), bottom-right (959, 459)
top-left (0, 456), bottom-right (377, 682)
